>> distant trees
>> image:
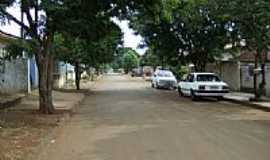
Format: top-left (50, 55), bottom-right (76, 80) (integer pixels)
top-left (122, 48), bottom-right (140, 73)
top-left (140, 48), bottom-right (160, 69)
top-left (111, 47), bottom-right (140, 73)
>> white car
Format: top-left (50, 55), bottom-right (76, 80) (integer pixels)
top-left (151, 70), bottom-right (177, 89)
top-left (178, 72), bottom-right (229, 100)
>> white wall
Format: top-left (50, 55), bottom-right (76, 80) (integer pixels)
top-left (206, 62), bottom-right (241, 91)
top-left (0, 59), bottom-right (28, 94)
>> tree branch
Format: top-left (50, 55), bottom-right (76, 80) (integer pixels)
top-left (23, 0), bottom-right (36, 32)
top-left (0, 7), bottom-right (30, 32)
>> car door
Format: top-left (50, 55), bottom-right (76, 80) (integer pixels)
top-left (181, 74), bottom-right (191, 95)
top-left (186, 74), bottom-right (195, 96)
top-left (151, 72), bottom-right (158, 85)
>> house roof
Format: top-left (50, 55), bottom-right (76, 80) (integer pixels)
top-left (240, 50), bottom-right (270, 62)
top-left (0, 30), bottom-right (18, 45)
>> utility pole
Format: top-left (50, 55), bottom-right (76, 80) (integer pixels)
top-left (21, 4), bottom-right (31, 94)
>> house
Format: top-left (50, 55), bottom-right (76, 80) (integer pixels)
top-left (0, 30), bottom-right (38, 94)
top-left (206, 53), bottom-right (241, 91)
top-left (206, 51), bottom-right (270, 97)
top-left (53, 61), bottom-right (75, 89)
top-left (239, 51), bottom-right (270, 96)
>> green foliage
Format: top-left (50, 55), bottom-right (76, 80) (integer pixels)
top-left (121, 48), bottom-right (139, 73)
top-left (217, 0), bottom-right (270, 52)
top-left (125, 0), bottom-right (231, 71)
top-left (56, 21), bottom-right (122, 70)
top-left (140, 48), bottom-right (160, 68)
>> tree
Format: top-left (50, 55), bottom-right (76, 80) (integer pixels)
top-left (140, 48), bottom-right (160, 69)
top-left (209, 0), bottom-right (270, 99)
top-left (122, 48), bottom-right (139, 73)
top-left (0, 0), bottom-right (122, 114)
top-left (56, 22), bottom-right (122, 90)
top-left (124, 0), bottom-right (230, 71)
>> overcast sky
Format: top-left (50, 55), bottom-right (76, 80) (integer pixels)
top-left (0, 7), bottom-right (147, 55)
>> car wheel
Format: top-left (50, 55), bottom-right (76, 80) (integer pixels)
top-left (191, 90), bottom-right (197, 101)
top-left (178, 87), bottom-right (184, 97)
top-left (217, 96), bottom-right (223, 101)
top-left (151, 82), bottom-right (155, 88)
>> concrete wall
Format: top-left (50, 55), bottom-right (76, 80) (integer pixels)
top-left (240, 62), bottom-right (270, 97)
top-left (206, 62), bottom-right (241, 91)
top-left (54, 62), bottom-right (75, 89)
top-left (0, 59), bottom-right (28, 94)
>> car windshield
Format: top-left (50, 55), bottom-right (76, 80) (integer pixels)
top-left (157, 71), bottom-right (174, 77)
top-left (197, 74), bottom-right (221, 82)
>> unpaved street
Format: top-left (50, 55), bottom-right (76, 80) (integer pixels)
top-left (37, 75), bottom-right (270, 160)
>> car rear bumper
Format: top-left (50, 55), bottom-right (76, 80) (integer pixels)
top-left (194, 90), bottom-right (229, 97)
top-left (158, 81), bottom-right (177, 88)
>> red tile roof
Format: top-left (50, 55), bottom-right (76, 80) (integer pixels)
top-left (240, 50), bottom-right (270, 62)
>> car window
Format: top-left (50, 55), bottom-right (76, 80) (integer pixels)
top-left (187, 74), bottom-right (194, 82)
top-left (197, 74), bottom-right (221, 82)
top-left (157, 71), bottom-right (174, 77)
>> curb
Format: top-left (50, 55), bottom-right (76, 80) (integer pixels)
top-left (0, 95), bottom-right (24, 110)
top-left (223, 97), bottom-right (270, 112)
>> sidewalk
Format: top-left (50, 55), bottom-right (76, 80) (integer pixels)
top-left (0, 94), bottom-right (25, 110)
top-left (0, 82), bottom-right (94, 160)
top-left (10, 90), bottom-right (85, 113)
top-left (224, 92), bottom-right (270, 112)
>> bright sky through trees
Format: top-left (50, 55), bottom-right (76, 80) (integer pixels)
top-left (0, 7), bottom-right (147, 55)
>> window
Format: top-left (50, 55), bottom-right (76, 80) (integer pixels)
top-left (197, 74), bottom-right (221, 82)
top-left (157, 71), bottom-right (173, 77)
top-left (186, 74), bottom-right (194, 82)
top-left (189, 74), bottom-right (194, 82)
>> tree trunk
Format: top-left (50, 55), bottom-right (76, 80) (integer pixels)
top-left (259, 51), bottom-right (266, 96)
top-left (36, 52), bottom-right (55, 114)
top-left (254, 53), bottom-right (260, 99)
top-left (75, 62), bottom-right (81, 90)
top-left (35, 32), bottom-right (56, 114)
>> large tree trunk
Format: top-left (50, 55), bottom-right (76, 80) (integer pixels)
top-left (36, 52), bottom-right (55, 114)
top-left (35, 33), bottom-right (55, 114)
top-left (75, 62), bottom-right (81, 90)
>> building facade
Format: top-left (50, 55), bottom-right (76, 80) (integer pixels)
top-left (0, 31), bottom-right (38, 94)
top-left (206, 51), bottom-right (270, 97)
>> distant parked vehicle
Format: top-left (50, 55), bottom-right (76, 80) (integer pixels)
top-left (178, 72), bottom-right (229, 100)
top-left (151, 70), bottom-right (177, 89)
top-left (131, 68), bottom-right (143, 77)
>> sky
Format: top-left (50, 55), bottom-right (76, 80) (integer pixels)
top-left (1, 6), bottom-right (21, 36)
top-left (112, 18), bottom-right (147, 55)
top-left (0, 7), bottom-right (147, 55)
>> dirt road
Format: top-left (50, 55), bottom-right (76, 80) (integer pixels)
top-left (37, 75), bottom-right (270, 160)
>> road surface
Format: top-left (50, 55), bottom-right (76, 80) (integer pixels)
top-left (37, 75), bottom-right (270, 160)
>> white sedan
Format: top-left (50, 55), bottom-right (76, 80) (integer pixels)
top-left (178, 72), bottom-right (229, 100)
top-left (151, 70), bottom-right (177, 89)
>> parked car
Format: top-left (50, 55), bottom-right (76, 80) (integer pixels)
top-left (131, 68), bottom-right (143, 77)
top-left (151, 70), bottom-right (177, 89)
top-left (178, 72), bottom-right (229, 100)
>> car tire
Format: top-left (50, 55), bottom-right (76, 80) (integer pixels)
top-left (217, 96), bottom-right (223, 101)
top-left (178, 87), bottom-right (184, 97)
top-left (191, 90), bottom-right (197, 101)
top-left (151, 82), bottom-right (155, 88)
